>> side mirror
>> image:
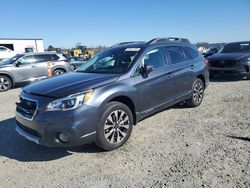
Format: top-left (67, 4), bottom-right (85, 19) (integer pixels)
top-left (141, 64), bottom-right (153, 78)
top-left (15, 61), bottom-right (20, 67)
top-left (144, 64), bottom-right (153, 74)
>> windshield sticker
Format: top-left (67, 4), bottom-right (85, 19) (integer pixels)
top-left (125, 48), bottom-right (141, 52)
top-left (240, 43), bottom-right (249, 46)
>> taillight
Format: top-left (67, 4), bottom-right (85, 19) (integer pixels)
top-left (204, 59), bottom-right (208, 65)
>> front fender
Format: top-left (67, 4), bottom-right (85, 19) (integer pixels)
top-left (86, 80), bottom-right (138, 122)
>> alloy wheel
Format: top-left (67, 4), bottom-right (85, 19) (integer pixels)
top-left (193, 81), bottom-right (203, 104)
top-left (104, 110), bottom-right (130, 144)
top-left (0, 76), bottom-right (11, 91)
top-left (54, 69), bottom-right (65, 75)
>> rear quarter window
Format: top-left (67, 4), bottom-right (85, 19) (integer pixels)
top-left (51, 54), bottom-right (60, 61)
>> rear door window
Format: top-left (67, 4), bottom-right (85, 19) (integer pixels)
top-left (184, 47), bottom-right (199, 59)
top-left (34, 55), bottom-right (52, 63)
top-left (165, 46), bottom-right (189, 64)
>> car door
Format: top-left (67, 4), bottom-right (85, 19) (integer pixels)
top-left (11, 55), bottom-right (36, 82)
top-left (133, 47), bottom-right (176, 114)
top-left (164, 46), bottom-right (194, 99)
top-left (32, 54), bottom-right (52, 78)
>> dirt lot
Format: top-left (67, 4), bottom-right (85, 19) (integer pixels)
top-left (0, 77), bottom-right (249, 188)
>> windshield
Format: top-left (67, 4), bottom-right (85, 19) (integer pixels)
top-left (0, 54), bottom-right (23, 65)
top-left (220, 42), bottom-right (250, 53)
top-left (77, 47), bottom-right (141, 74)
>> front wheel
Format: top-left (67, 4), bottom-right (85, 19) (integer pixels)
top-left (96, 102), bottom-right (133, 151)
top-left (0, 75), bottom-right (12, 92)
top-left (186, 78), bottom-right (204, 107)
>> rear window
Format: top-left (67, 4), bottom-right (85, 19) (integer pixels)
top-left (184, 47), bottom-right (199, 59)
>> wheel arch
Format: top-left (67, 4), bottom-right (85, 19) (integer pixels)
top-left (51, 66), bottom-right (67, 73)
top-left (0, 72), bottom-right (15, 86)
top-left (196, 74), bottom-right (205, 88)
top-left (108, 95), bottom-right (137, 125)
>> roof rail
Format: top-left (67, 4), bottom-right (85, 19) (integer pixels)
top-left (111, 41), bottom-right (144, 48)
top-left (147, 37), bottom-right (190, 44)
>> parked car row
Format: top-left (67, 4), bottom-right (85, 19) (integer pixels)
top-left (14, 37), bottom-right (209, 151)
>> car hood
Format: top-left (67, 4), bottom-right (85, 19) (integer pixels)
top-left (23, 72), bottom-right (120, 98)
top-left (207, 53), bottom-right (250, 61)
top-left (0, 63), bottom-right (13, 68)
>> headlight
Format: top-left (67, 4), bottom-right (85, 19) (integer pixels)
top-left (45, 90), bottom-right (93, 111)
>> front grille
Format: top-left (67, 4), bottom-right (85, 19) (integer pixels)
top-left (209, 60), bottom-right (239, 68)
top-left (16, 97), bottom-right (37, 120)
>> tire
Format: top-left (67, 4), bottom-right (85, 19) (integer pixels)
top-left (53, 69), bottom-right (65, 75)
top-left (0, 75), bottom-right (12, 92)
top-left (96, 102), bottom-right (133, 151)
top-left (186, 78), bottom-right (204, 107)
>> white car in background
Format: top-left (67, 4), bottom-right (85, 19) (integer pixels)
top-left (0, 46), bottom-right (20, 61)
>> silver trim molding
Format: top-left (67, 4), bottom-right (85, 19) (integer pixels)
top-left (80, 131), bottom-right (96, 138)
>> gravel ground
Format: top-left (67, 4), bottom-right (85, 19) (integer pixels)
top-left (0, 77), bottom-right (249, 188)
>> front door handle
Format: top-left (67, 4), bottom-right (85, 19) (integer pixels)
top-left (31, 65), bottom-right (36, 68)
top-left (190, 64), bottom-right (195, 69)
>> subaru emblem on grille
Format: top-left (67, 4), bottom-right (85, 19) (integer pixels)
top-left (221, 60), bottom-right (226, 64)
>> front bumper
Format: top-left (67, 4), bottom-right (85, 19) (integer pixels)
top-left (209, 62), bottom-right (250, 75)
top-left (15, 93), bottom-right (99, 147)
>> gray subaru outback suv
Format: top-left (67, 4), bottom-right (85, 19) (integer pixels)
top-left (0, 52), bottom-right (71, 91)
top-left (15, 38), bottom-right (209, 150)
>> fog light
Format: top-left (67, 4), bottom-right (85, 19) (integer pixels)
top-left (58, 132), bottom-right (70, 143)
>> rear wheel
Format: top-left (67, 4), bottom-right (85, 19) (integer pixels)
top-left (186, 78), bottom-right (204, 107)
top-left (96, 102), bottom-right (133, 151)
top-left (0, 75), bottom-right (12, 92)
top-left (53, 69), bottom-right (65, 75)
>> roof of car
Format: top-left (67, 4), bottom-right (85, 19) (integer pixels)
top-left (111, 37), bottom-right (192, 49)
top-left (225, 41), bottom-right (250, 45)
